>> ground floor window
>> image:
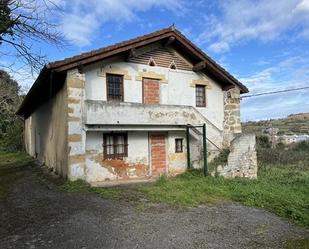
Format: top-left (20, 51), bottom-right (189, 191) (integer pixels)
top-left (103, 133), bottom-right (128, 159)
top-left (175, 138), bottom-right (183, 153)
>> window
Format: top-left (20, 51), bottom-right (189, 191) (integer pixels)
top-left (103, 133), bottom-right (128, 159)
top-left (196, 85), bottom-right (206, 107)
top-left (106, 74), bottom-right (123, 101)
top-left (175, 138), bottom-right (183, 153)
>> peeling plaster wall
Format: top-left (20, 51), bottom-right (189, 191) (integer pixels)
top-left (24, 81), bottom-right (68, 176)
top-left (167, 131), bottom-right (187, 174)
top-left (85, 131), bottom-right (149, 183)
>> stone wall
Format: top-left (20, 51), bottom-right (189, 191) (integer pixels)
top-left (223, 87), bottom-right (241, 147)
top-left (217, 134), bottom-right (257, 179)
top-left (66, 69), bottom-right (87, 180)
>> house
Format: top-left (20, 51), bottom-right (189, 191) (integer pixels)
top-left (281, 134), bottom-right (309, 145)
top-left (17, 26), bottom-right (251, 184)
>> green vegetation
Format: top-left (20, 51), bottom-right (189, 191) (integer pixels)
top-left (0, 70), bottom-right (24, 152)
top-left (0, 151), bottom-right (33, 198)
top-left (62, 141), bottom-right (309, 227)
top-left (62, 180), bottom-right (123, 199)
top-left (139, 167), bottom-right (309, 226)
top-left (258, 141), bottom-right (309, 170)
top-left (242, 113), bottom-right (309, 135)
top-left (62, 164), bottom-right (309, 227)
top-left (1, 139), bottom-right (308, 228)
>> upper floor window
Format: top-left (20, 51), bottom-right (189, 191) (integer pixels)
top-left (106, 74), bottom-right (123, 101)
top-left (196, 85), bottom-right (206, 107)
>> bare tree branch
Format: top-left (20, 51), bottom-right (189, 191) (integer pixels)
top-left (0, 0), bottom-right (65, 74)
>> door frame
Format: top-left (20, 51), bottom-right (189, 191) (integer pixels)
top-left (148, 132), bottom-right (168, 176)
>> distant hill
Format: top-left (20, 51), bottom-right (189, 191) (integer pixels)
top-left (242, 113), bottom-right (309, 135)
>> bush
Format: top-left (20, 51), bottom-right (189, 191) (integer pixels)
top-left (256, 135), bottom-right (271, 149)
top-left (293, 141), bottom-right (309, 151)
top-left (257, 141), bottom-right (309, 170)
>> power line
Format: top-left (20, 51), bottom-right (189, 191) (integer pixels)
top-left (241, 86), bottom-right (309, 99)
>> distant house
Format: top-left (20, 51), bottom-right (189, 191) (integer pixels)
top-left (17, 27), bottom-right (249, 184)
top-left (281, 134), bottom-right (309, 144)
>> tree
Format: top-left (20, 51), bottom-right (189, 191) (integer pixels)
top-left (0, 69), bottom-right (23, 151)
top-left (0, 0), bottom-right (64, 74)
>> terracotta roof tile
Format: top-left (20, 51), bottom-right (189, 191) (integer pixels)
top-left (47, 27), bottom-right (174, 69)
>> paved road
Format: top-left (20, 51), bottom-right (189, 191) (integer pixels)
top-left (0, 165), bottom-right (308, 249)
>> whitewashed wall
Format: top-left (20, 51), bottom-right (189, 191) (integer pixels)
top-left (84, 131), bottom-right (150, 182)
top-left (167, 131), bottom-right (187, 174)
top-left (83, 53), bottom-right (225, 130)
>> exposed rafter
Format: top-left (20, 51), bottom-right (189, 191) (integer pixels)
top-left (192, 61), bottom-right (207, 72)
top-left (125, 48), bottom-right (137, 61)
top-left (163, 36), bottom-right (175, 47)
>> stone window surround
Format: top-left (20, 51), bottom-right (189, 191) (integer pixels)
top-left (97, 66), bottom-right (132, 80)
top-left (97, 65), bottom-right (215, 90)
top-left (190, 79), bottom-right (212, 89)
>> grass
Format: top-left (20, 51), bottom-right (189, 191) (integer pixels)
top-left (62, 180), bottom-right (123, 199)
top-left (0, 148), bottom-right (308, 228)
top-left (0, 151), bottom-right (33, 198)
top-left (137, 167), bottom-right (309, 227)
top-left (62, 165), bottom-right (309, 227)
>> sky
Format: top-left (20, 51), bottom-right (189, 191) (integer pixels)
top-left (2, 0), bottom-right (309, 121)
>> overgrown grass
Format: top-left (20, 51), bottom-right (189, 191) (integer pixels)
top-left (62, 165), bottom-right (309, 227)
top-left (61, 143), bottom-right (309, 227)
top-left (0, 151), bottom-right (33, 198)
top-left (137, 167), bottom-right (309, 227)
top-left (1, 148), bottom-right (308, 228)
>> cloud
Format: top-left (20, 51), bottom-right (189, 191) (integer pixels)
top-left (0, 60), bottom-right (36, 93)
top-left (240, 53), bottom-right (309, 121)
top-left (197, 0), bottom-right (309, 53)
top-left (51, 0), bottom-right (186, 47)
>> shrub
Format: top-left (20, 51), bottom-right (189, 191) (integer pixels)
top-left (256, 135), bottom-right (271, 149)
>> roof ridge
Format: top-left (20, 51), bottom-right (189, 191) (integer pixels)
top-left (47, 26), bottom-right (174, 69)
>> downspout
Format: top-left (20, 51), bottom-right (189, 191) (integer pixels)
top-left (203, 123), bottom-right (208, 176)
top-left (186, 125), bottom-right (190, 169)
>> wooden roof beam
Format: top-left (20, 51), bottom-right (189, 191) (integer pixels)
top-left (125, 48), bottom-right (137, 61)
top-left (163, 36), bottom-right (175, 47)
top-left (193, 61), bottom-right (207, 72)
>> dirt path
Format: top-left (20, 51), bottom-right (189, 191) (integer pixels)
top-left (0, 165), bottom-right (308, 249)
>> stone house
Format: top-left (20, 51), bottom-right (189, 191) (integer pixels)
top-left (17, 27), bottom-right (252, 184)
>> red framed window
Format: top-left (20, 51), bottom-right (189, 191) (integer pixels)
top-left (103, 133), bottom-right (128, 159)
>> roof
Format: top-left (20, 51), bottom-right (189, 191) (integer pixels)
top-left (17, 26), bottom-right (249, 117)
